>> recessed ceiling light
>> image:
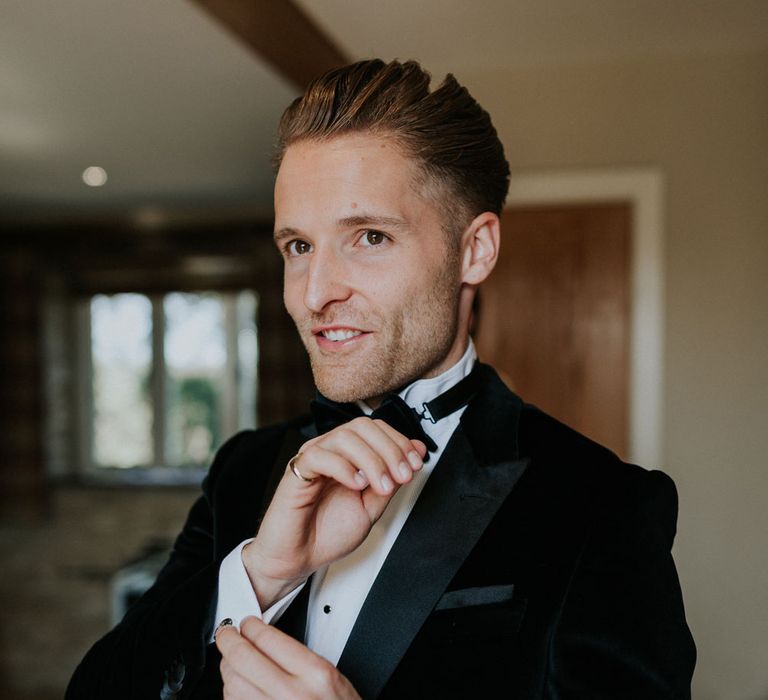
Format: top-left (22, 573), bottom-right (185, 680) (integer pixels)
top-left (82, 166), bottom-right (108, 187)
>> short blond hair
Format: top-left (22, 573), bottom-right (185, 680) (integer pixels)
top-left (275, 59), bottom-right (510, 235)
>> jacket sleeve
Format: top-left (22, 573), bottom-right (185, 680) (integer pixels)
top-left (65, 431), bottom-right (251, 700)
top-left (547, 469), bottom-right (697, 699)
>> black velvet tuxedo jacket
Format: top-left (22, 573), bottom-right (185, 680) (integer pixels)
top-left (67, 364), bottom-right (695, 699)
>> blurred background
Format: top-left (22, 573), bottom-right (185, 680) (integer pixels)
top-left (0, 1), bottom-right (766, 698)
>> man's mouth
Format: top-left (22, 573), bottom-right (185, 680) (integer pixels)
top-left (320, 328), bottom-right (363, 341)
top-left (312, 326), bottom-right (370, 347)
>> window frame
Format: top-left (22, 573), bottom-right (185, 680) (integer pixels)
top-left (73, 290), bottom-right (257, 485)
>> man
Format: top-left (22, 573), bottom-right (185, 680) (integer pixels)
top-left (67, 59), bottom-right (695, 699)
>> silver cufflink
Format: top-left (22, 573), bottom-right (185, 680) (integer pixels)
top-left (214, 617), bottom-right (233, 640)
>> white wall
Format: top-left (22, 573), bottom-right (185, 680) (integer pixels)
top-left (462, 49), bottom-right (768, 700)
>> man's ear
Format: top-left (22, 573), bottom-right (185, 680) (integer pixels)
top-left (460, 212), bottom-right (501, 286)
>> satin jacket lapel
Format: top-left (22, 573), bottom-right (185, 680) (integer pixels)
top-left (337, 366), bottom-right (528, 699)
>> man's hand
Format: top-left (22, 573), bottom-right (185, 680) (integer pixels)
top-left (217, 616), bottom-right (361, 700)
top-left (243, 418), bottom-right (427, 607)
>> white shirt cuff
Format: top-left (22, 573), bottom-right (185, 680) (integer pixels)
top-left (209, 538), bottom-right (306, 643)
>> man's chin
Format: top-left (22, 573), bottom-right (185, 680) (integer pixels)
top-left (312, 366), bottom-right (393, 405)
top-left (314, 377), bottom-right (377, 404)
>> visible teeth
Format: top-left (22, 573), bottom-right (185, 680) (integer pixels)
top-left (323, 329), bottom-right (362, 341)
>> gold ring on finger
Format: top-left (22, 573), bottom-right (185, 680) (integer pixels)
top-left (288, 454), bottom-right (314, 483)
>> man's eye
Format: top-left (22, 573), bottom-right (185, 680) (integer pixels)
top-left (287, 240), bottom-right (312, 256)
top-left (360, 230), bottom-right (387, 247)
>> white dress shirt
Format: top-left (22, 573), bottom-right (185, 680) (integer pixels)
top-left (212, 340), bottom-right (478, 666)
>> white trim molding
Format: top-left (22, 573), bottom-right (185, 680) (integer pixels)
top-left (506, 168), bottom-right (665, 468)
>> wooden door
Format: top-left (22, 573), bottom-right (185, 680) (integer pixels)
top-left (474, 203), bottom-right (631, 458)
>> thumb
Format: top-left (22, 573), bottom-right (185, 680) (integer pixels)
top-left (361, 484), bottom-right (399, 524)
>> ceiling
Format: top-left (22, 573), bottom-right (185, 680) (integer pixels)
top-left (1, 0), bottom-right (766, 220)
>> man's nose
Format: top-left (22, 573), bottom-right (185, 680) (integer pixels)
top-left (303, 247), bottom-right (352, 312)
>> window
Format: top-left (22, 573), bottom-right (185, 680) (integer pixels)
top-left (77, 290), bottom-right (257, 481)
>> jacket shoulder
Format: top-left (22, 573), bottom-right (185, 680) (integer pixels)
top-left (517, 401), bottom-right (679, 546)
top-left (519, 401), bottom-right (670, 484)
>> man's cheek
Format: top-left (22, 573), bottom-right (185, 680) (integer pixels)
top-left (283, 294), bottom-right (304, 327)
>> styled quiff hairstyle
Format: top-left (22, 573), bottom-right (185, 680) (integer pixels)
top-left (275, 59), bottom-right (510, 237)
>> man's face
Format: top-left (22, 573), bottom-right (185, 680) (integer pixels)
top-left (274, 133), bottom-right (466, 404)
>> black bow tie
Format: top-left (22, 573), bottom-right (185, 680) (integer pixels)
top-left (310, 362), bottom-right (483, 461)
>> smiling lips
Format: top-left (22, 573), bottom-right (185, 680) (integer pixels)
top-left (321, 328), bottom-right (362, 341)
top-left (313, 326), bottom-right (370, 348)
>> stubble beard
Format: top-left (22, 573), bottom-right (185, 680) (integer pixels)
top-left (300, 259), bottom-right (461, 404)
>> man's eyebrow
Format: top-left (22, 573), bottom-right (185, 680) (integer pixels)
top-left (273, 216), bottom-right (408, 243)
top-left (338, 214), bottom-right (408, 229)
top-left (273, 227), bottom-right (299, 244)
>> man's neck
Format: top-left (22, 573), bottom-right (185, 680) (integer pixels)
top-left (358, 339), bottom-right (477, 413)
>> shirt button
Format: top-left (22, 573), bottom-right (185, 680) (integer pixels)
top-left (323, 604), bottom-right (331, 614)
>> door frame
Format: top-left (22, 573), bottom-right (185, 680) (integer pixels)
top-left (506, 167), bottom-right (664, 468)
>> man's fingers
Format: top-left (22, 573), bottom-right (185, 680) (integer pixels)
top-left (410, 438), bottom-right (428, 458)
top-left (238, 617), bottom-right (361, 700)
top-left (357, 419), bottom-right (423, 484)
top-left (216, 624), bottom-right (295, 698)
top-left (373, 420), bottom-right (427, 469)
top-left (221, 660), bottom-right (266, 700)
top-left (290, 418), bottom-right (427, 496)
top-left (291, 446), bottom-right (370, 491)
top-left (322, 418), bottom-right (423, 492)
top-left (240, 616), bottom-right (327, 677)
top-left (323, 430), bottom-right (400, 495)
top-left (317, 426), bottom-right (397, 495)
top-left (359, 485), bottom-right (398, 524)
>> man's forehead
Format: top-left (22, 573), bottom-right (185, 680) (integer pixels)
top-left (274, 135), bottom-right (435, 227)
top-left (275, 133), bottom-right (426, 188)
